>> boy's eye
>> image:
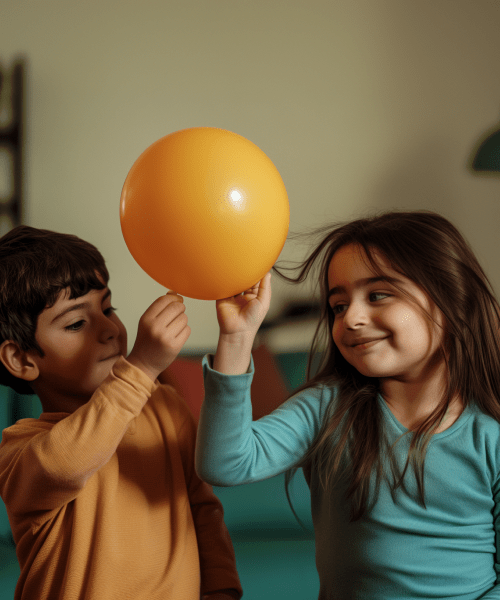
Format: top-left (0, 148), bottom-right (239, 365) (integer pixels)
top-left (65, 320), bottom-right (85, 332)
top-left (104, 306), bottom-right (117, 316)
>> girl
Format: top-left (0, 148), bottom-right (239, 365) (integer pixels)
top-left (195, 210), bottom-right (500, 600)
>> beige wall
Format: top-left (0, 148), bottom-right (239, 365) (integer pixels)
top-left (1, 0), bottom-right (499, 352)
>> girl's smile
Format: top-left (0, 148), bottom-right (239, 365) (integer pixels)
top-left (348, 336), bottom-right (389, 351)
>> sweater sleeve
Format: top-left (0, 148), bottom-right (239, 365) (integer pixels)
top-left (161, 384), bottom-right (242, 598)
top-left (195, 354), bottom-right (328, 486)
top-left (0, 357), bottom-right (156, 517)
top-left (480, 472), bottom-right (500, 598)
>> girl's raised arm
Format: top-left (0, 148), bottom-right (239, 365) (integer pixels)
top-left (195, 271), bottom-right (329, 485)
top-left (195, 355), bottom-right (328, 485)
top-left (213, 272), bottom-right (272, 375)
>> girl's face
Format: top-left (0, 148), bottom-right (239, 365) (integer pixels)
top-left (327, 244), bottom-right (446, 383)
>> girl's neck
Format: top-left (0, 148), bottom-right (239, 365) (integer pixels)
top-left (380, 366), bottom-right (463, 433)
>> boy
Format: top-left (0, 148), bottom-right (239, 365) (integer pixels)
top-left (0, 226), bottom-right (242, 600)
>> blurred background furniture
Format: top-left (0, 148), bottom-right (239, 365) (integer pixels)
top-left (0, 58), bottom-right (24, 233)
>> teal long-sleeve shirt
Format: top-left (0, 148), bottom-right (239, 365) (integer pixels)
top-left (195, 355), bottom-right (500, 600)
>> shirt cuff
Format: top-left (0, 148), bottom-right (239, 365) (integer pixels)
top-left (201, 353), bottom-right (254, 406)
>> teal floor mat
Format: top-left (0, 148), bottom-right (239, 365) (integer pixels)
top-left (0, 475), bottom-right (320, 599)
top-left (0, 542), bottom-right (19, 600)
top-left (232, 534), bottom-right (318, 599)
top-left (0, 538), bottom-right (318, 600)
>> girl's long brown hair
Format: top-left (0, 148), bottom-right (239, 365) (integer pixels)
top-left (275, 210), bottom-right (500, 521)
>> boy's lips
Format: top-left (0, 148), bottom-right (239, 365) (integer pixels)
top-left (100, 352), bottom-right (121, 362)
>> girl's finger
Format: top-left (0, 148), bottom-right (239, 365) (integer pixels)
top-left (256, 271), bottom-right (272, 298)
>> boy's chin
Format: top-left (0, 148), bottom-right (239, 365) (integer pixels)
top-left (100, 352), bottom-right (123, 364)
top-left (91, 355), bottom-right (123, 390)
top-left (98, 353), bottom-right (123, 373)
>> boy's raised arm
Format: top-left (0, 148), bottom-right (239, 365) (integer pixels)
top-left (0, 357), bottom-right (156, 515)
top-left (0, 293), bottom-right (191, 516)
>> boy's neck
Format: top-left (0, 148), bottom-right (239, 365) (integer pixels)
top-left (36, 385), bottom-right (92, 415)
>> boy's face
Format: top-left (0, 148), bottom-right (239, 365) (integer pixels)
top-left (28, 285), bottom-right (128, 412)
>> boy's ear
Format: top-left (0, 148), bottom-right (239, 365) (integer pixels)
top-left (0, 340), bottom-right (40, 382)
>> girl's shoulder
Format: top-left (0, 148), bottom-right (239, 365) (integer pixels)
top-left (465, 402), bottom-right (500, 460)
top-left (468, 402), bottom-right (500, 433)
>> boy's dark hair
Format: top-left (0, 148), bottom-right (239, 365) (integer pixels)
top-left (0, 226), bottom-right (109, 395)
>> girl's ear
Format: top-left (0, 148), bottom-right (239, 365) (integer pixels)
top-left (0, 340), bottom-right (40, 382)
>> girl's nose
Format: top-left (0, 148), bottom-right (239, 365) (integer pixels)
top-left (343, 301), bottom-right (369, 329)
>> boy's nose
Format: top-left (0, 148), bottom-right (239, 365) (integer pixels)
top-left (98, 315), bottom-right (120, 341)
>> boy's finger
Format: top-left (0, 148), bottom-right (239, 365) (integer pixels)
top-left (166, 291), bottom-right (184, 303)
top-left (144, 294), bottom-right (185, 318)
top-left (155, 303), bottom-right (187, 329)
top-left (164, 311), bottom-right (189, 338)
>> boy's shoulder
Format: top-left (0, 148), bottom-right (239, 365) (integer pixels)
top-left (1, 415), bottom-right (52, 441)
top-left (0, 416), bottom-right (51, 469)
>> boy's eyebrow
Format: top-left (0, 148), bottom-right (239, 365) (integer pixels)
top-left (51, 289), bottom-right (111, 323)
top-left (327, 276), bottom-right (403, 299)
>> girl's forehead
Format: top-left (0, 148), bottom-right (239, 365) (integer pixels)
top-left (328, 244), bottom-right (394, 282)
top-left (326, 244), bottom-right (441, 319)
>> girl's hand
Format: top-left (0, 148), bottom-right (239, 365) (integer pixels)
top-left (215, 272), bottom-right (272, 337)
top-left (212, 273), bottom-right (271, 375)
top-left (127, 293), bottom-right (191, 381)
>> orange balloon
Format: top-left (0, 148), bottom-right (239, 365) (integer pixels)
top-left (120, 127), bottom-right (290, 300)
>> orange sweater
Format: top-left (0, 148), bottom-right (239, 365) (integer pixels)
top-left (0, 357), bottom-right (241, 600)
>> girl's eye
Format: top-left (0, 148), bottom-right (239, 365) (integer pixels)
top-left (104, 306), bottom-right (117, 316)
top-left (331, 304), bottom-right (347, 316)
top-left (65, 320), bottom-right (85, 332)
top-left (369, 292), bottom-right (390, 302)
top-left (329, 293), bottom-right (389, 317)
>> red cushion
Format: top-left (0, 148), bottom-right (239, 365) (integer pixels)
top-left (159, 344), bottom-right (289, 422)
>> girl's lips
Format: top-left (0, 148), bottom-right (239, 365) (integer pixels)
top-left (350, 337), bottom-right (388, 349)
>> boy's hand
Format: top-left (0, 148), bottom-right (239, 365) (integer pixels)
top-left (127, 293), bottom-right (191, 381)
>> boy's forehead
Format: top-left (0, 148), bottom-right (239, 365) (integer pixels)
top-left (44, 285), bottom-right (111, 311)
top-left (48, 287), bottom-right (77, 306)
top-left (46, 271), bottom-right (110, 307)
top-left (42, 287), bottom-right (72, 309)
